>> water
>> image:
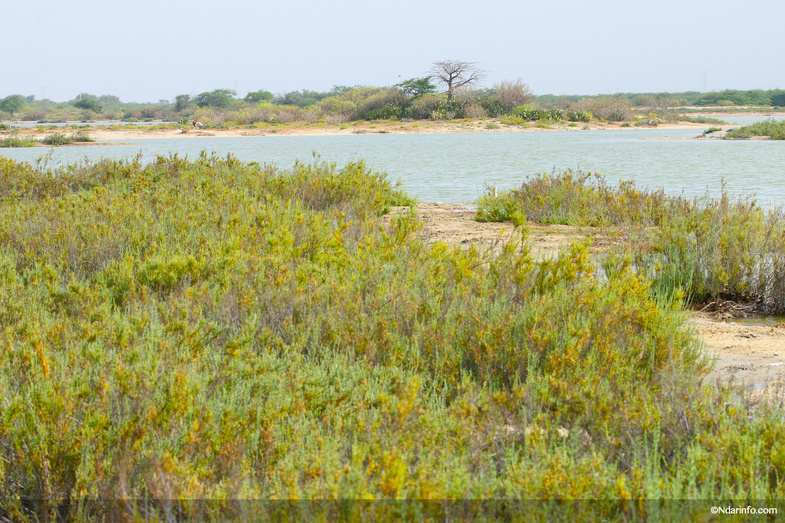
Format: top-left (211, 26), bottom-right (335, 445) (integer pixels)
top-left (2, 128), bottom-right (784, 205)
top-left (717, 115), bottom-right (785, 126)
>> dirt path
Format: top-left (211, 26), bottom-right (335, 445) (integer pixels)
top-left (400, 203), bottom-right (785, 391)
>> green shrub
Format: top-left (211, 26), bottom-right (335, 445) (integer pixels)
top-left (477, 169), bottom-right (691, 227)
top-left (478, 170), bottom-right (785, 313)
top-left (679, 116), bottom-right (727, 124)
top-left (0, 136), bottom-right (37, 148)
top-left (725, 119), bottom-right (785, 140)
top-left (71, 132), bottom-right (94, 142)
top-left (40, 133), bottom-right (72, 145)
top-left (1, 156), bottom-right (784, 519)
top-left (499, 115), bottom-right (527, 126)
top-left (566, 110), bottom-right (592, 122)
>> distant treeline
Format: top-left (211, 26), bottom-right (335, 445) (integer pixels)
top-left (1, 85), bottom-right (783, 126)
top-left (539, 89), bottom-right (785, 108)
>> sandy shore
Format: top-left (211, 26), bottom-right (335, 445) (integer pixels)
top-left (4, 118), bottom-right (723, 142)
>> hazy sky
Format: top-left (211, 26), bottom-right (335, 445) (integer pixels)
top-left (4, 0), bottom-right (784, 103)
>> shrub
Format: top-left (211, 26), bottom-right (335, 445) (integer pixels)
top-left (2, 156), bottom-right (785, 519)
top-left (404, 93), bottom-right (444, 119)
top-left (477, 170), bottom-right (785, 313)
top-left (725, 119), bottom-right (785, 140)
top-left (571, 97), bottom-right (632, 122)
top-left (73, 98), bottom-right (102, 112)
top-left (40, 133), bottom-right (72, 145)
top-left (566, 110), bottom-right (592, 123)
top-left (492, 79), bottom-right (533, 112)
top-left (0, 136), bottom-right (37, 148)
top-left (499, 115), bottom-right (527, 126)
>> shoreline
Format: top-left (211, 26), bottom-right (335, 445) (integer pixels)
top-left (0, 116), bottom-right (740, 142)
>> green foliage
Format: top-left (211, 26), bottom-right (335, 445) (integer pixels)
top-left (679, 115), bottom-right (727, 124)
top-left (694, 89), bottom-right (778, 106)
top-left (40, 133), bottom-right (72, 145)
top-left (507, 106), bottom-right (572, 122)
top-left (0, 136), bottom-right (37, 148)
top-left (355, 89), bottom-right (407, 120)
top-left (499, 115), bottom-right (528, 126)
top-left (478, 170), bottom-right (785, 313)
top-left (403, 93), bottom-right (444, 120)
top-left (477, 170), bottom-right (691, 228)
top-left (174, 94), bottom-right (192, 112)
top-left (566, 110), bottom-right (592, 122)
top-left (2, 156), bottom-right (785, 519)
top-left (395, 77), bottom-right (436, 98)
top-left (701, 127), bottom-right (723, 136)
top-left (71, 132), bottom-right (95, 142)
top-left (725, 119), bottom-right (785, 140)
top-left (244, 90), bottom-right (274, 103)
top-left (73, 98), bottom-right (102, 113)
top-left (194, 89), bottom-right (236, 108)
top-left (0, 94), bottom-right (27, 114)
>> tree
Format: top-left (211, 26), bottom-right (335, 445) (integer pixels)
top-left (0, 94), bottom-right (27, 115)
top-left (99, 94), bottom-right (121, 103)
top-left (429, 60), bottom-right (487, 99)
top-left (244, 90), bottom-right (273, 103)
top-left (395, 77), bottom-right (436, 98)
top-left (194, 89), bottom-right (236, 108)
top-left (174, 95), bottom-right (192, 112)
top-left (74, 98), bottom-right (102, 112)
top-left (493, 79), bottom-right (533, 112)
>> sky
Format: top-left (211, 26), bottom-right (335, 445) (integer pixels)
top-left (3, 0), bottom-right (784, 103)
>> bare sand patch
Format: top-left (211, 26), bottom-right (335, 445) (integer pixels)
top-left (5, 117), bottom-right (717, 143)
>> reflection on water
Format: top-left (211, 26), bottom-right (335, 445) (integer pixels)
top-left (2, 128), bottom-right (784, 205)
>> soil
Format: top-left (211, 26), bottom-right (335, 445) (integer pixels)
top-left (398, 203), bottom-right (785, 391)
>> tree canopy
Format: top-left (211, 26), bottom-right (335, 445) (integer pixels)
top-left (194, 89), bottom-right (236, 108)
top-left (429, 61), bottom-right (487, 99)
top-left (0, 95), bottom-right (27, 114)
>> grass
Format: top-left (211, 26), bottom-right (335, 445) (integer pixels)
top-left (1, 157), bottom-right (785, 520)
top-left (725, 119), bottom-right (785, 140)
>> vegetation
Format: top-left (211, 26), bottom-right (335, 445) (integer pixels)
top-left (477, 170), bottom-right (785, 313)
top-left (2, 157), bottom-right (785, 520)
top-left (2, 82), bottom-right (784, 131)
top-left (0, 136), bottom-right (37, 148)
top-left (0, 132), bottom-right (95, 147)
top-left (678, 115), bottom-right (727, 124)
top-left (725, 119), bottom-right (785, 140)
top-left (693, 89), bottom-right (785, 107)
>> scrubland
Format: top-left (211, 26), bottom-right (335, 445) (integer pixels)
top-left (1, 157), bottom-right (785, 520)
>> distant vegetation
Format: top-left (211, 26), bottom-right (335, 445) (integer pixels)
top-left (725, 118), bottom-right (785, 140)
top-left (0, 131), bottom-right (94, 148)
top-left (2, 81), bottom-right (783, 130)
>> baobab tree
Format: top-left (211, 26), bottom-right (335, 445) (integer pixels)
top-left (429, 60), bottom-right (487, 99)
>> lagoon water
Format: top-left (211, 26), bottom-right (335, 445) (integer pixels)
top-left (2, 127), bottom-right (784, 206)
